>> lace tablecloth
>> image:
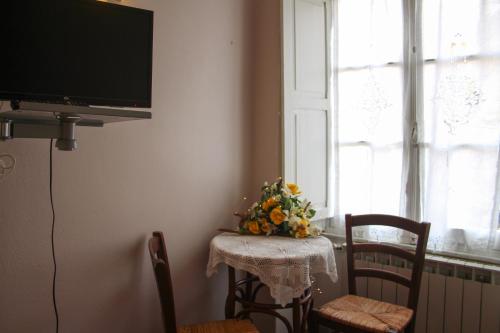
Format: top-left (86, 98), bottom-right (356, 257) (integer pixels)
top-left (207, 233), bottom-right (338, 306)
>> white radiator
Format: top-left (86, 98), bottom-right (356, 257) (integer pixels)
top-left (313, 248), bottom-right (500, 333)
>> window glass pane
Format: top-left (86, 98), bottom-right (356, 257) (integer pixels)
top-left (423, 147), bottom-right (498, 230)
top-left (339, 145), bottom-right (403, 215)
top-left (422, 0), bottom-right (482, 60)
top-left (338, 0), bottom-right (403, 68)
top-left (422, 60), bottom-right (500, 145)
top-left (338, 67), bottom-right (403, 144)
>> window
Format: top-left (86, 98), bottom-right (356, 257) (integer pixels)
top-left (334, 0), bottom-right (405, 218)
top-left (282, 0), bottom-right (500, 259)
top-left (332, 0), bottom-right (500, 257)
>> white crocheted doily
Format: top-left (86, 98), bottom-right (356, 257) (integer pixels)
top-left (207, 233), bottom-right (338, 306)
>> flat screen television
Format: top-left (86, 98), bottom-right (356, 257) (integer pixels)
top-left (0, 0), bottom-right (154, 108)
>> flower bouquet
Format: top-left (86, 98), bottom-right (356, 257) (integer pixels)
top-left (236, 178), bottom-right (322, 238)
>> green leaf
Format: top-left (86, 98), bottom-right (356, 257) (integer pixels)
top-left (307, 209), bottom-right (316, 218)
top-left (284, 198), bottom-right (293, 211)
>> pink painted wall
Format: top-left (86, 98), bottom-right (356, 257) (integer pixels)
top-left (0, 0), bottom-right (276, 332)
top-left (250, 0), bottom-right (282, 198)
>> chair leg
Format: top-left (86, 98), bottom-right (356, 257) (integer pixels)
top-left (307, 309), bottom-right (319, 333)
top-left (405, 317), bottom-right (416, 333)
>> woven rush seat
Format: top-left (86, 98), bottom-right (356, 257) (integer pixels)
top-left (178, 319), bottom-right (258, 333)
top-left (317, 294), bottom-right (413, 333)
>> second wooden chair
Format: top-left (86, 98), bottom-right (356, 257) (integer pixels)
top-left (308, 214), bottom-right (430, 333)
top-left (148, 231), bottom-right (259, 333)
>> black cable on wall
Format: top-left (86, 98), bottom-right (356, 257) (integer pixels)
top-left (49, 139), bottom-right (59, 333)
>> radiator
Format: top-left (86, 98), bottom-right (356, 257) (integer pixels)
top-left (314, 248), bottom-right (500, 333)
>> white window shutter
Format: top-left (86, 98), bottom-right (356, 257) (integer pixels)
top-left (282, 0), bottom-right (332, 219)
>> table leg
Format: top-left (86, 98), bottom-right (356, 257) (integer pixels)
top-left (302, 289), bottom-right (313, 333)
top-left (242, 272), bottom-right (253, 318)
top-left (225, 266), bottom-right (236, 319)
top-left (226, 269), bottom-right (312, 333)
top-left (245, 272), bottom-right (253, 301)
top-left (293, 297), bottom-right (301, 333)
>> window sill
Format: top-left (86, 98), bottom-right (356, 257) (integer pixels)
top-left (322, 231), bottom-right (500, 269)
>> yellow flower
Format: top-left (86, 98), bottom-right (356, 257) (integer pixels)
top-left (247, 220), bottom-right (260, 234)
top-left (270, 207), bottom-right (286, 225)
top-left (287, 183), bottom-right (301, 195)
top-left (295, 224), bottom-right (310, 238)
top-left (260, 219), bottom-right (271, 233)
top-left (262, 197), bottom-right (278, 211)
top-left (299, 218), bottom-right (310, 227)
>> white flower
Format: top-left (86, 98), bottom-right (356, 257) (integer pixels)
top-left (310, 225), bottom-right (322, 237)
top-left (290, 206), bottom-right (301, 216)
top-left (282, 210), bottom-right (290, 222)
top-left (288, 215), bottom-right (301, 229)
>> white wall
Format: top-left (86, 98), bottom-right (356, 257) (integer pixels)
top-left (0, 0), bottom-right (256, 331)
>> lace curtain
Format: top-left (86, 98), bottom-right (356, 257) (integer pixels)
top-left (330, 0), bottom-right (500, 258)
top-left (420, 0), bottom-right (500, 255)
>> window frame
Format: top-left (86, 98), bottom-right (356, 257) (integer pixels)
top-left (281, 0), bottom-right (500, 260)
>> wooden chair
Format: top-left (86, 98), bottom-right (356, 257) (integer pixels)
top-left (148, 231), bottom-right (259, 333)
top-left (309, 214), bottom-right (430, 333)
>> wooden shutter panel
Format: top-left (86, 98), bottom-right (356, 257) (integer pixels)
top-left (282, 0), bottom-right (332, 219)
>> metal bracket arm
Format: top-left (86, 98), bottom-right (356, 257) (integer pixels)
top-left (0, 115), bottom-right (80, 151)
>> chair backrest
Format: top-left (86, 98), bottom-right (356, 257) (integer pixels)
top-left (148, 231), bottom-right (178, 333)
top-left (345, 214), bottom-right (430, 313)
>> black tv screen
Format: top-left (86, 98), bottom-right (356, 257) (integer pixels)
top-left (0, 0), bottom-right (153, 108)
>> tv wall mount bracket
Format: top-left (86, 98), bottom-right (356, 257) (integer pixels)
top-left (0, 100), bottom-right (151, 151)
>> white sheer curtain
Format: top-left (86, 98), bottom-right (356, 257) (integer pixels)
top-left (331, 0), bottom-right (407, 242)
top-left (333, 0), bottom-right (404, 217)
top-left (420, 0), bottom-right (500, 254)
top-left (330, 0), bottom-right (500, 258)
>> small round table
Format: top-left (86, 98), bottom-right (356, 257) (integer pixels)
top-left (207, 233), bottom-right (337, 333)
